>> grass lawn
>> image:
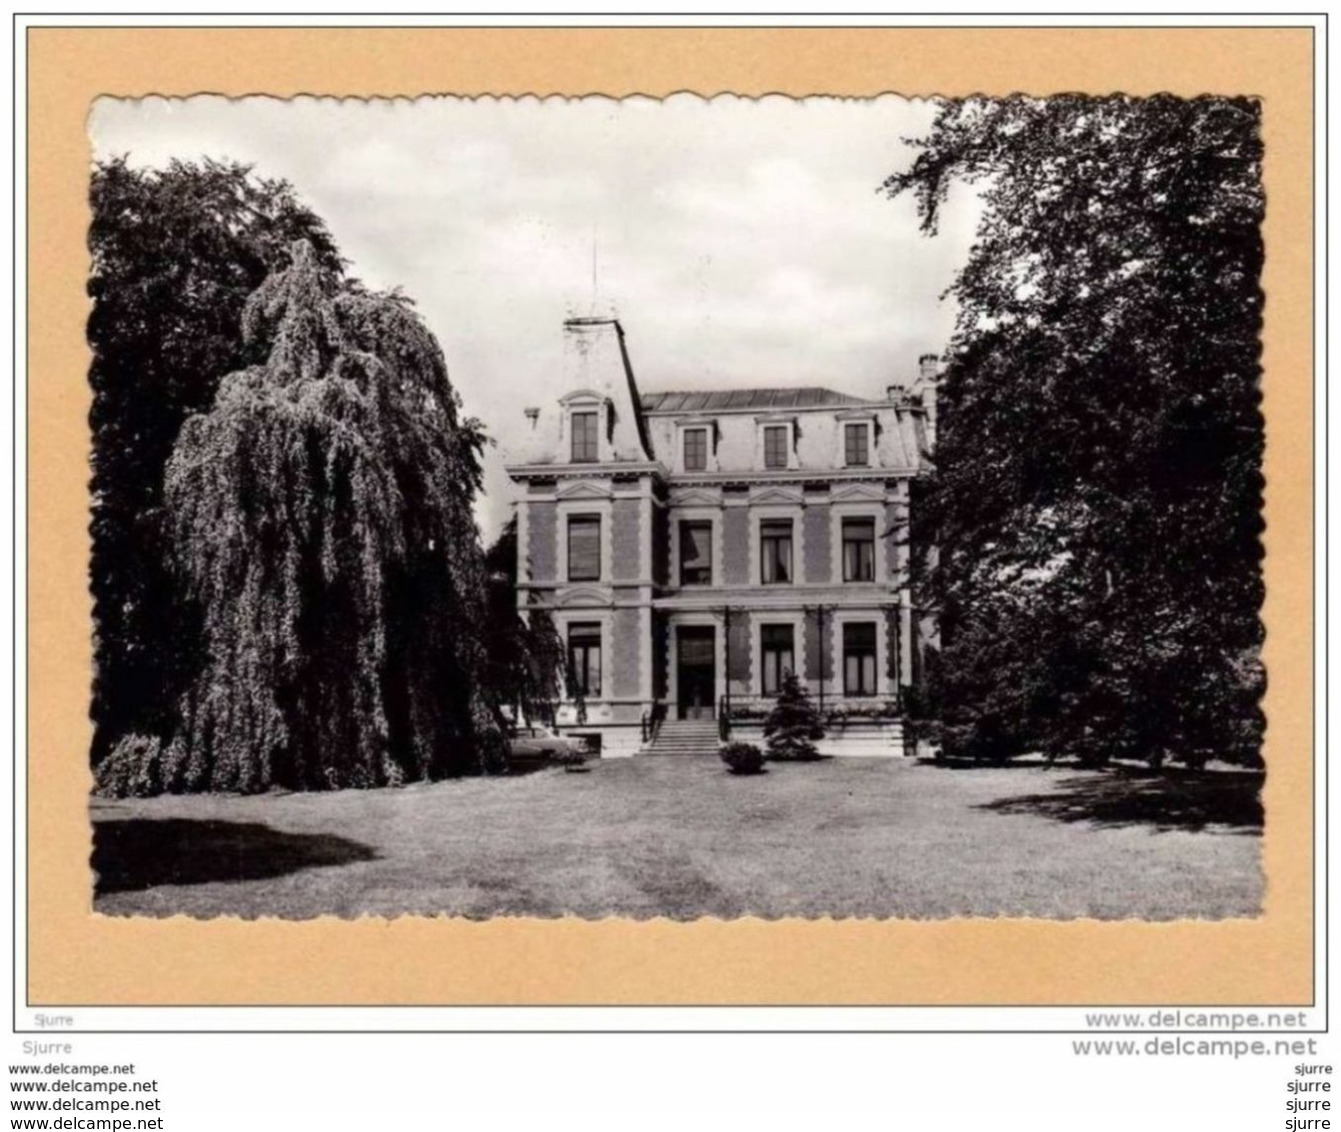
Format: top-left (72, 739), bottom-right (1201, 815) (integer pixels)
top-left (90, 756), bottom-right (1262, 921)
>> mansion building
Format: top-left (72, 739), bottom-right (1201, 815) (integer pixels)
top-left (505, 316), bottom-right (938, 757)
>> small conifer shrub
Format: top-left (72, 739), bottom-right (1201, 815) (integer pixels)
top-left (720, 742), bottom-right (766, 775)
top-left (763, 672), bottom-right (825, 761)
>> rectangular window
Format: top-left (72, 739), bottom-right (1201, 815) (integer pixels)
top-left (843, 622), bottom-right (878, 696)
top-left (763, 425), bottom-right (789, 469)
top-left (567, 515), bottom-right (601, 581)
top-left (760, 519), bottom-right (793, 584)
top-left (761, 624), bottom-right (796, 696)
top-left (836, 622), bottom-right (879, 692)
top-left (683, 427), bottom-right (708, 472)
top-left (680, 521), bottom-right (713, 586)
top-left (842, 517), bottom-right (876, 582)
top-left (568, 622), bottom-right (602, 698)
top-left (571, 411), bottom-right (599, 463)
top-left (844, 423), bottom-right (870, 467)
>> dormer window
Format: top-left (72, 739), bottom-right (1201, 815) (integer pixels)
top-left (752, 417), bottom-right (797, 471)
top-left (683, 427), bottom-right (709, 472)
top-left (672, 420), bottom-right (717, 473)
top-left (844, 422), bottom-right (870, 467)
top-left (835, 412), bottom-right (878, 469)
top-left (559, 390), bottom-right (611, 465)
top-left (571, 411), bottom-right (599, 463)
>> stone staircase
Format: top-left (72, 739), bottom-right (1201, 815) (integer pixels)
top-left (642, 717), bottom-right (722, 756)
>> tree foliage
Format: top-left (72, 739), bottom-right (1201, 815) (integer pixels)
top-left (88, 157), bottom-right (343, 761)
top-left (885, 96), bottom-right (1265, 767)
top-left (159, 240), bottom-right (501, 791)
top-left (482, 516), bottom-right (565, 725)
top-left (763, 671), bottom-right (825, 762)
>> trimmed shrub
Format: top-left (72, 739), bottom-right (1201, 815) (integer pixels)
top-left (720, 742), bottom-right (765, 775)
top-left (763, 671), bottom-right (825, 761)
top-left (93, 733), bottom-right (165, 798)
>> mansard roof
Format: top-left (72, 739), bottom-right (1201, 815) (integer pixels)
top-left (640, 387), bottom-right (873, 414)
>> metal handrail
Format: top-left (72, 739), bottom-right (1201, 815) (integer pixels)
top-left (642, 701), bottom-right (667, 746)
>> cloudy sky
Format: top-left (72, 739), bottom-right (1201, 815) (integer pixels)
top-left (90, 94), bottom-right (981, 536)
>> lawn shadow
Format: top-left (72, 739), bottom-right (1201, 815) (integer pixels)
top-left (976, 767), bottom-right (1264, 833)
top-left (502, 759), bottom-right (553, 777)
top-left (92, 818), bottom-right (378, 894)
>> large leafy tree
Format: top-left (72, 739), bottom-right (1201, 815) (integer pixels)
top-left (885, 96), bottom-right (1264, 767)
top-left (482, 516), bottom-right (565, 725)
top-left (156, 240), bottom-right (500, 792)
top-left (88, 158), bottom-right (342, 761)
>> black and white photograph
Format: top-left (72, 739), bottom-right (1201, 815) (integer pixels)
top-left (85, 91), bottom-right (1265, 922)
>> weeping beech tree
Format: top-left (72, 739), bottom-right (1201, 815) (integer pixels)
top-left (158, 240), bottom-right (501, 792)
top-left (87, 158), bottom-right (343, 765)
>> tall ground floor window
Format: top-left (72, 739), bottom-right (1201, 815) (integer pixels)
top-left (843, 621), bottom-right (877, 696)
top-left (567, 622), bottom-right (602, 698)
top-left (761, 623), bottom-right (796, 695)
